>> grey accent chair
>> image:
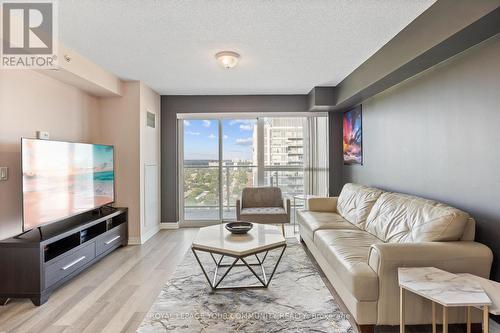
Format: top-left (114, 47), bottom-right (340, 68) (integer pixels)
top-left (236, 187), bottom-right (291, 236)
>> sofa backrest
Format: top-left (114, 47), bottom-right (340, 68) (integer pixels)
top-left (461, 217), bottom-right (476, 241)
top-left (241, 187), bottom-right (283, 208)
top-left (337, 183), bottom-right (385, 229)
top-left (365, 192), bottom-right (469, 243)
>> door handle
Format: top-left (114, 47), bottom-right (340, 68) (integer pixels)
top-left (105, 235), bottom-right (121, 245)
top-left (61, 256), bottom-right (86, 270)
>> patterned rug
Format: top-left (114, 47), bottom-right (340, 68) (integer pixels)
top-left (138, 239), bottom-right (354, 333)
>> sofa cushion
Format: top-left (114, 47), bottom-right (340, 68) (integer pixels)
top-left (241, 207), bottom-right (286, 215)
top-left (365, 192), bottom-right (469, 243)
top-left (314, 229), bottom-right (381, 301)
top-left (239, 207), bottom-right (288, 224)
top-left (337, 183), bottom-right (385, 229)
top-left (298, 211), bottom-right (358, 241)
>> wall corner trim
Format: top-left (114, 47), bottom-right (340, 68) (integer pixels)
top-left (160, 222), bottom-right (180, 230)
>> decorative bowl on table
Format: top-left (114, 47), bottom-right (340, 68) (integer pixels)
top-left (225, 221), bottom-right (253, 234)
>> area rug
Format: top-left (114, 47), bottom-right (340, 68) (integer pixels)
top-left (138, 239), bottom-right (354, 333)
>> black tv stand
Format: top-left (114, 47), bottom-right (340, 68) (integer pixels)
top-left (13, 226), bottom-right (43, 240)
top-left (92, 205), bottom-right (116, 216)
top-left (0, 207), bottom-right (128, 306)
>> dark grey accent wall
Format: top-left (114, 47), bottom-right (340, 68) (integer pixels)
top-left (342, 35), bottom-right (500, 282)
top-left (161, 95), bottom-right (309, 222)
top-left (328, 112), bottom-right (343, 196)
top-left (308, 87), bottom-right (337, 111)
top-left (334, 1), bottom-right (500, 112)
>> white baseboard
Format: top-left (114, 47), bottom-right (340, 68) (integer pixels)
top-left (127, 224), bottom-right (161, 245)
top-left (178, 221), bottom-right (220, 228)
top-left (160, 222), bottom-right (179, 229)
top-left (128, 236), bottom-right (141, 245)
top-left (141, 224), bottom-right (160, 244)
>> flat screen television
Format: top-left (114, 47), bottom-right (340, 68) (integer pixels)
top-left (21, 138), bottom-right (115, 231)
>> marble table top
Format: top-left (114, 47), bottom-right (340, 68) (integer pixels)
top-left (398, 267), bottom-right (492, 307)
top-left (192, 223), bottom-right (286, 257)
top-left (458, 273), bottom-right (500, 315)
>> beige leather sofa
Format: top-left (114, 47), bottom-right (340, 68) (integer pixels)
top-left (298, 183), bottom-right (493, 328)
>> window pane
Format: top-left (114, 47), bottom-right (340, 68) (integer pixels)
top-left (183, 167), bottom-right (220, 220)
top-left (263, 118), bottom-right (304, 167)
top-left (264, 170), bottom-right (304, 198)
top-left (222, 119), bottom-right (257, 162)
top-left (221, 119), bottom-right (257, 219)
top-left (222, 166), bottom-right (257, 219)
top-left (183, 120), bottom-right (218, 162)
top-left (263, 117), bottom-right (305, 199)
top-left (183, 119), bottom-right (219, 220)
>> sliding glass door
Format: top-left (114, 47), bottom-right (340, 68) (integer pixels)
top-left (222, 119), bottom-right (258, 219)
top-left (182, 119), bottom-right (220, 221)
top-left (179, 114), bottom-right (328, 225)
top-left (263, 117), bottom-right (304, 198)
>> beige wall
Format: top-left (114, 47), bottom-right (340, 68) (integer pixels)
top-left (0, 70), bottom-right (100, 239)
top-left (41, 44), bottom-right (123, 97)
top-left (139, 83), bottom-right (161, 242)
top-left (98, 82), bottom-right (142, 242)
top-left (0, 69), bottom-right (160, 243)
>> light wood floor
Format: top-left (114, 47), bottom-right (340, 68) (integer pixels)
top-left (0, 226), bottom-right (483, 333)
top-left (0, 228), bottom-right (199, 333)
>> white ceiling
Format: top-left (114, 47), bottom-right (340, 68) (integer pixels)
top-left (59, 0), bottom-right (435, 95)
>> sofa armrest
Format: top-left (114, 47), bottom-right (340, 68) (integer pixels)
top-left (307, 197), bottom-right (338, 213)
top-left (368, 241), bottom-right (493, 276)
top-left (368, 241), bottom-right (493, 325)
top-left (236, 199), bottom-right (242, 220)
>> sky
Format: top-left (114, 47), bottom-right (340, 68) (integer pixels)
top-left (183, 119), bottom-right (256, 161)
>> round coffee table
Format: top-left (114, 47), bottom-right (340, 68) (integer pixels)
top-left (191, 223), bottom-right (286, 290)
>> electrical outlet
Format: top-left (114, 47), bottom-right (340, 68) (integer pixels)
top-left (0, 167), bottom-right (8, 181)
top-left (36, 131), bottom-right (50, 140)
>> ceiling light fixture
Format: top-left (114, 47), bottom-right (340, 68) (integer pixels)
top-left (215, 51), bottom-right (240, 69)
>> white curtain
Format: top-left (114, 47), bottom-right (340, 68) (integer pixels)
top-left (303, 117), bottom-right (329, 196)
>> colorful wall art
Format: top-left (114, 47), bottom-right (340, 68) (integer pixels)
top-left (343, 106), bottom-right (362, 165)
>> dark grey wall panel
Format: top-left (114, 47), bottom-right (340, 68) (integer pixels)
top-left (328, 112), bottom-right (343, 196)
top-left (160, 96), bottom-right (178, 223)
top-left (342, 35), bottom-right (500, 282)
top-left (160, 95), bottom-right (309, 222)
top-left (164, 95), bottom-right (308, 114)
top-left (308, 87), bottom-right (337, 111)
top-left (334, 0), bottom-right (500, 112)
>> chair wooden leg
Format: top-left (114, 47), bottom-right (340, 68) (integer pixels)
top-left (359, 325), bottom-right (374, 333)
top-left (281, 224), bottom-right (285, 237)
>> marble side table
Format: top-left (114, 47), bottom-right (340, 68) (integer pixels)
top-left (457, 273), bottom-right (500, 315)
top-left (398, 267), bottom-right (492, 333)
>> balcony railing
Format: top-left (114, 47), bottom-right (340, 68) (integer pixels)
top-left (183, 165), bottom-right (304, 221)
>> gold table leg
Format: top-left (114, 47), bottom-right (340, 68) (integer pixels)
top-left (483, 305), bottom-right (489, 333)
top-left (432, 302), bottom-right (436, 333)
top-left (467, 306), bottom-right (471, 333)
top-left (443, 306), bottom-right (448, 333)
top-left (400, 287), bottom-right (405, 333)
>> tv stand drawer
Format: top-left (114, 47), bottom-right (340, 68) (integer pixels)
top-left (44, 242), bottom-right (96, 288)
top-left (96, 224), bottom-right (126, 256)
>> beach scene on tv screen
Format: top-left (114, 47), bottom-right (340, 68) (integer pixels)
top-left (22, 140), bottom-right (114, 230)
